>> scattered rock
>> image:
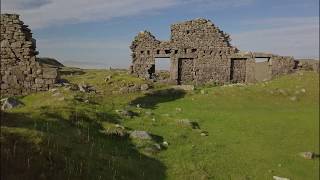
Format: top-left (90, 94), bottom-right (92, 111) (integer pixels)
top-left (116, 109), bottom-right (137, 118)
top-left (172, 85), bottom-right (194, 91)
top-left (300, 88), bottom-right (306, 93)
top-left (300, 152), bottom-right (315, 159)
top-left (177, 119), bottom-right (200, 129)
top-left (140, 84), bottom-right (150, 91)
top-left (49, 88), bottom-right (58, 93)
top-left (273, 176), bottom-right (290, 180)
top-left (144, 145), bottom-right (160, 154)
top-left (119, 84), bottom-right (141, 94)
top-left (104, 75), bottom-right (112, 82)
top-left (1, 97), bottom-right (24, 110)
top-left (130, 130), bottom-right (152, 140)
top-left (175, 107), bottom-right (182, 112)
top-left (200, 130), bottom-right (209, 136)
top-left (289, 96), bottom-right (297, 101)
top-left (162, 141), bottom-right (169, 147)
top-left (154, 143), bottom-right (162, 150)
top-left (136, 104), bottom-right (141, 108)
top-left (78, 83), bottom-right (96, 93)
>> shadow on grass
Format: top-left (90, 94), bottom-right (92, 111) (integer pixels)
top-left (0, 108), bottom-right (166, 180)
top-left (130, 88), bottom-right (186, 109)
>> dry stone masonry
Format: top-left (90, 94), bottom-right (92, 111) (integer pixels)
top-left (130, 18), bottom-right (306, 85)
top-left (1, 14), bottom-right (58, 97)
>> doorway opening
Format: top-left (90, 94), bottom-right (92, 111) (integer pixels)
top-left (254, 57), bottom-right (271, 81)
top-left (155, 57), bottom-right (171, 81)
top-left (230, 58), bottom-right (247, 83)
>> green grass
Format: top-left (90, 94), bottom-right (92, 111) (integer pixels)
top-left (1, 69), bottom-right (319, 180)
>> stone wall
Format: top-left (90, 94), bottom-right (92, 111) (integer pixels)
top-left (130, 18), bottom-right (314, 85)
top-left (1, 14), bottom-right (58, 97)
top-left (130, 18), bottom-right (238, 85)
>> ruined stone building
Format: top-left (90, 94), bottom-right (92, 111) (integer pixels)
top-left (1, 14), bottom-right (58, 96)
top-left (130, 18), bottom-right (299, 85)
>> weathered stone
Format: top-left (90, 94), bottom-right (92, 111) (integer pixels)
top-left (273, 176), bottom-right (290, 180)
top-left (140, 84), bottom-right (150, 91)
top-left (130, 18), bottom-right (303, 85)
top-left (130, 130), bottom-right (152, 140)
top-left (300, 152), bottom-right (315, 160)
top-left (1, 14), bottom-right (58, 97)
top-left (177, 119), bottom-right (200, 129)
top-left (1, 97), bottom-right (24, 110)
top-left (172, 85), bottom-right (194, 91)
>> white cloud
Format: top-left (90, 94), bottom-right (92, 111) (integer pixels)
top-left (2, 0), bottom-right (255, 29)
top-left (232, 17), bottom-right (319, 59)
top-left (2, 0), bottom-right (177, 29)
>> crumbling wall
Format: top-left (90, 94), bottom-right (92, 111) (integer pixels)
top-left (130, 18), bottom-right (305, 85)
top-left (130, 18), bottom-right (238, 85)
top-left (130, 31), bottom-right (160, 79)
top-left (1, 14), bottom-right (58, 97)
top-left (270, 55), bottom-right (296, 77)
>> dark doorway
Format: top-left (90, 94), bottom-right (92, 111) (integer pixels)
top-left (147, 64), bottom-right (155, 79)
top-left (230, 58), bottom-right (246, 83)
top-left (178, 58), bottom-right (194, 85)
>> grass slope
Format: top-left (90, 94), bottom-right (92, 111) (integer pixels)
top-left (1, 69), bottom-right (319, 180)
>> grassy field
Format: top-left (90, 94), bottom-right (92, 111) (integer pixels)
top-left (1, 68), bottom-right (319, 180)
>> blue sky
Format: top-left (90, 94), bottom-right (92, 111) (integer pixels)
top-left (2, 0), bottom-right (319, 68)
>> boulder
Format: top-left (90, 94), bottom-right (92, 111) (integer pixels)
top-left (116, 109), bottom-right (136, 118)
top-left (172, 85), bottom-right (194, 91)
top-left (140, 84), bottom-right (150, 91)
top-left (130, 130), bottom-right (152, 140)
top-left (78, 84), bottom-right (88, 92)
top-left (177, 119), bottom-right (200, 129)
top-left (1, 97), bottom-right (24, 110)
top-left (273, 176), bottom-right (290, 180)
top-left (300, 152), bottom-right (315, 159)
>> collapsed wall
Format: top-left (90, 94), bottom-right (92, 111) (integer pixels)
top-left (1, 14), bottom-right (58, 97)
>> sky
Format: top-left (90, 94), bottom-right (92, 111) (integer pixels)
top-left (2, 0), bottom-right (319, 69)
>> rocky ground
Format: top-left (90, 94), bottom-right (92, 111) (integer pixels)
top-left (1, 67), bottom-right (319, 180)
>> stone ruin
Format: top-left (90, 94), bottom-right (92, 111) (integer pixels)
top-left (130, 18), bottom-right (315, 85)
top-left (1, 14), bottom-right (58, 97)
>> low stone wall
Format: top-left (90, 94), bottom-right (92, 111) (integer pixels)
top-left (1, 14), bottom-right (58, 97)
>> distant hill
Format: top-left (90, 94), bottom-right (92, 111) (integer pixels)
top-left (36, 57), bottom-right (64, 68)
